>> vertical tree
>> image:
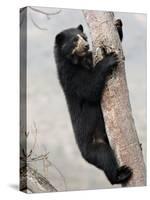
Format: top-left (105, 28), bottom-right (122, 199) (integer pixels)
top-left (83, 11), bottom-right (146, 186)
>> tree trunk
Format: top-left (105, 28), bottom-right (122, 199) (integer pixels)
top-left (83, 11), bottom-right (146, 186)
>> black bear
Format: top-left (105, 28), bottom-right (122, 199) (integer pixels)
top-left (54, 21), bottom-right (132, 184)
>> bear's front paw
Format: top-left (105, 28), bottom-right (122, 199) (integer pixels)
top-left (106, 52), bottom-right (119, 69)
top-left (116, 165), bottom-right (133, 184)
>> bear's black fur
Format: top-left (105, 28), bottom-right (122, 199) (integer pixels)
top-left (54, 22), bottom-right (132, 184)
top-left (115, 19), bottom-right (123, 42)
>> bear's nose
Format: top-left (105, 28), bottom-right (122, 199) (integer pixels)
top-left (85, 44), bottom-right (89, 50)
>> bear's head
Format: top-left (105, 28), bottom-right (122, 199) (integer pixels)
top-left (54, 25), bottom-right (89, 64)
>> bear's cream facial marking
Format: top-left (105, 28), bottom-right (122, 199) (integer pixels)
top-left (72, 34), bottom-right (89, 56)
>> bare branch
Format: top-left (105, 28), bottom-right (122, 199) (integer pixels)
top-left (29, 6), bottom-right (61, 17)
top-left (20, 126), bottom-right (66, 191)
top-left (29, 12), bottom-right (48, 31)
top-left (28, 7), bottom-right (61, 30)
top-left (20, 166), bottom-right (57, 193)
top-left (20, 6), bottom-right (61, 29)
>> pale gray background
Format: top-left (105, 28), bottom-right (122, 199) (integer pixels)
top-left (25, 7), bottom-right (146, 191)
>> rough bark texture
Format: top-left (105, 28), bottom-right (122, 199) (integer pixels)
top-left (20, 166), bottom-right (57, 193)
top-left (83, 11), bottom-right (146, 186)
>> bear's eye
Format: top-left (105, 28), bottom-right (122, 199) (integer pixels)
top-left (82, 35), bottom-right (87, 41)
top-left (73, 37), bottom-right (78, 42)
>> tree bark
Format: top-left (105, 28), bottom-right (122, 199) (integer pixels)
top-left (83, 11), bottom-right (146, 186)
top-left (20, 165), bottom-right (57, 193)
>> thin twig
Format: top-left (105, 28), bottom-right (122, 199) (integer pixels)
top-left (29, 12), bottom-right (48, 31)
top-left (29, 6), bottom-right (61, 16)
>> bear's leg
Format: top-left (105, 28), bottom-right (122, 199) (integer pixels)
top-left (94, 106), bottom-right (110, 144)
top-left (82, 141), bottom-right (118, 184)
top-left (81, 141), bottom-right (132, 184)
top-left (76, 124), bottom-right (132, 184)
top-left (74, 104), bottom-right (132, 184)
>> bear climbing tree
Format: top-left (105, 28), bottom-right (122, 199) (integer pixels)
top-left (83, 11), bottom-right (146, 186)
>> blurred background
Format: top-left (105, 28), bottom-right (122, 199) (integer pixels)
top-left (22, 7), bottom-right (146, 191)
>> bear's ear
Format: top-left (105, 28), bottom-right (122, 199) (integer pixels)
top-left (77, 24), bottom-right (83, 32)
top-left (55, 32), bottom-right (65, 45)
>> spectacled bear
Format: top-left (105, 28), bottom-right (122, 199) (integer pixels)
top-left (54, 20), bottom-right (132, 184)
